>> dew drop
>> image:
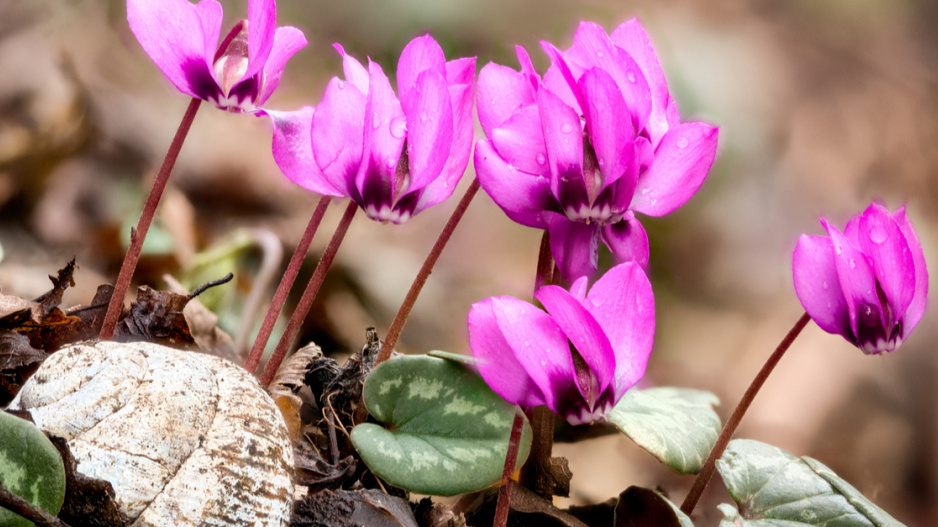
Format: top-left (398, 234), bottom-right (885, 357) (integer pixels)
top-left (627, 70), bottom-right (637, 83)
top-left (849, 258), bottom-right (856, 269)
top-left (390, 116), bottom-right (407, 138)
top-left (561, 123), bottom-right (574, 134)
top-left (868, 226), bottom-right (887, 244)
top-left (677, 137), bottom-right (689, 149)
top-left (598, 158), bottom-right (605, 167)
top-left (596, 50), bottom-right (605, 58)
top-left (834, 245), bottom-right (843, 255)
top-left (372, 114), bottom-right (381, 129)
top-left (524, 340), bottom-right (530, 347)
top-left (540, 360), bottom-right (546, 366)
top-left (337, 80), bottom-right (346, 90)
top-left (385, 156), bottom-right (396, 169)
top-left (535, 153), bottom-right (546, 165)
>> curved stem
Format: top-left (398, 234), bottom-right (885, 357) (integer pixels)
top-left (244, 196), bottom-right (332, 373)
top-left (494, 408), bottom-right (525, 527)
top-left (680, 311), bottom-right (812, 515)
top-left (372, 177), bottom-right (481, 367)
top-left (100, 98), bottom-right (202, 340)
top-left (259, 201), bottom-right (358, 386)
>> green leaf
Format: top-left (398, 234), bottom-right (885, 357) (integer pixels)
top-left (717, 439), bottom-right (905, 526)
top-left (351, 355), bottom-right (532, 496)
top-left (0, 412), bottom-right (66, 526)
top-left (607, 387), bottom-right (720, 474)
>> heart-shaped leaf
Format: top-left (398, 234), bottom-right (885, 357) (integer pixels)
top-left (0, 411), bottom-right (66, 526)
top-left (717, 439), bottom-right (904, 526)
top-left (351, 355), bottom-right (532, 496)
top-left (607, 387), bottom-right (720, 474)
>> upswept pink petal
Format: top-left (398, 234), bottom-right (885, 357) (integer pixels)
top-left (540, 42), bottom-right (585, 115)
top-left (894, 207), bottom-right (929, 335)
top-left (585, 261), bottom-right (655, 397)
top-left (537, 88), bottom-right (586, 208)
top-left (515, 46), bottom-right (540, 90)
top-left (491, 105), bottom-right (549, 177)
top-left (548, 215), bottom-right (600, 281)
top-left (824, 220), bottom-right (883, 339)
top-left (355, 60), bottom-right (404, 210)
top-left (473, 140), bottom-right (555, 229)
top-left (265, 107), bottom-right (342, 197)
top-left (477, 63), bottom-right (536, 137)
top-left (630, 121), bottom-right (718, 216)
top-left (128, 0), bottom-right (222, 99)
top-left (541, 64), bottom-right (580, 115)
top-left (568, 276), bottom-right (588, 302)
top-left (256, 26), bottom-right (307, 106)
top-left (245, 0), bottom-right (276, 81)
top-left (445, 57), bottom-right (476, 87)
top-left (578, 67), bottom-right (634, 188)
top-left (333, 44), bottom-right (369, 93)
top-left (400, 69), bottom-right (453, 194)
top-left (610, 19), bottom-right (670, 143)
top-left (468, 299), bottom-right (548, 408)
top-left (854, 203), bottom-right (916, 320)
top-left (600, 213), bottom-right (649, 269)
top-left (535, 285), bottom-right (616, 399)
top-left (397, 34), bottom-right (447, 97)
top-left (312, 76), bottom-right (366, 197)
top-left (490, 297), bottom-right (578, 412)
top-left (793, 234), bottom-right (852, 339)
top-left (566, 21), bottom-right (652, 131)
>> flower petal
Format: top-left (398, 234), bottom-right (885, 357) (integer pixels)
top-left (401, 69), bottom-right (453, 194)
top-left (474, 139), bottom-right (555, 229)
top-left (468, 298), bottom-right (548, 408)
top-left (356, 59), bottom-right (405, 214)
top-left (397, 34), bottom-right (447, 97)
top-left (600, 213), bottom-right (649, 269)
top-left (256, 26), bottom-right (307, 106)
top-left (333, 44), bottom-right (369, 93)
top-left (535, 285), bottom-right (616, 400)
top-left (824, 220), bottom-right (883, 340)
top-left (538, 88), bottom-right (587, 212)
top-left (477, 62), bottom-right (535, 137)
top-left (630, 121), bottom-right (718, 216)
top-left (579, 67), bottom-right (634, 188)
top-left (793, 234), bottom-right (852, 339)
top-left (127, 0), bottom-right (222, 100)
top-left (491, 105), bottom-right (549, 177)
top-left (445, 57), bottom-right (476, 87)
top-left (584, 261), bottom-right (655, 398)
top-left (245, 0), bottom-right (276, 80)
top-left (894, 207), bottom-right (929, 337)
top-left (548, 215), bottom-right (600, 281)
top-left (854, 203), bottom-right (915, 321)
top-left (312, 76), bottom-right (366, 199)
top-left (265, 107), bottom-right (342, 196)
top-left (610, 19), bottom-right (670, 143)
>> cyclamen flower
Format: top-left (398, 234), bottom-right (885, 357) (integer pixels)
top-left (475, 19), bottom-right (718, 280)
top-left (269, 36), bottom-right (476, 223)
top-left (467, 261), bottom-right (654, 425)
top-left (793, 203), bottom-right (928, 354)
top-left (128, 0), bottom-right (306, 113)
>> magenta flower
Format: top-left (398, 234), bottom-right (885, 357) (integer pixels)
top-left (268, 36), bottom-right (476, 223)
top-left (793, 203), bottom-right (928, 354)
top-left (474, 19), bottom-right (718, 280)
top-left (127, 0), bottom-right (306, 113)
top-left (467, 261), bottom-right (655, 425)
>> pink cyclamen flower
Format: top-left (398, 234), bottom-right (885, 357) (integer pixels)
top-left (793, 203), bottom-right (928, 354)
top-left (268, 36), bottom-right (476, 223)
top-left (474, 19), bottom-right (718, 280)
top-left (467, 261), bottom-right (654, 425)
top-left (127, 0), bottom-right (306, 113)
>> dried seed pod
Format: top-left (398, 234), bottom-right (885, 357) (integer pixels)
top-left (10, 341), bottom-right (293, 526)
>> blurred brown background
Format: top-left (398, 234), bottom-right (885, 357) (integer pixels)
top-left (1, 0), bottom-right (937, 524)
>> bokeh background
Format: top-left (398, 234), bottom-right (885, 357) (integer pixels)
top-left (1, 0), bottom-right (937, 524)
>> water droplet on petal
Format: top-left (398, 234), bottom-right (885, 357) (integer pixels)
top-left (337, 80), bottom-right (346, 90)
top-left (627, 71), bottom-right (637, 83)
top-left (596, 50), bottom-right (605, 58)
top-left (386, 156), bottom-right (396, 169)
top-left (598, 158), bottom-right (605, 167)
top-left (834, 245), bottom-right (843, 255)
top-left (677, 137), bottom-right (689, 149)
top-left (524, 340), bottom-right (530, 347)
top-left (390, 116), bottom-right (407, 138)
top-left (372, 115), bottom-right (381, 129)
top-left (561, 123), bottom-right (573, 134)
top-left (868, 226), bottom-right (887, 244)
top-left (535, 153), bottom-right (546, 165)
top-left (849, 258), bottom-right (856, 269)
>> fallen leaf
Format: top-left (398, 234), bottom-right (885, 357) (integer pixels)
top-left (291, 488), bottom-right (417, 527)
top-left (0, 332), bottom-right (48, 407)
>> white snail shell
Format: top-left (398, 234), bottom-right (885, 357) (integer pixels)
top-left (10, 341), bottom-right (294, 526)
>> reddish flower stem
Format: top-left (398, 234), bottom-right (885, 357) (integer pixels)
top-left (244, 196), bottom-right (332, 374)
top-left (493, 408), bottom-right (525, 527)
top-left (372, 177), bottom-right (481, 367)
top-left (259, 201), bottom-right (358, 386)
top-left (680, 311), bottom-right (812, 515)
top-left (100, 98), bottom-right (202, 340)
